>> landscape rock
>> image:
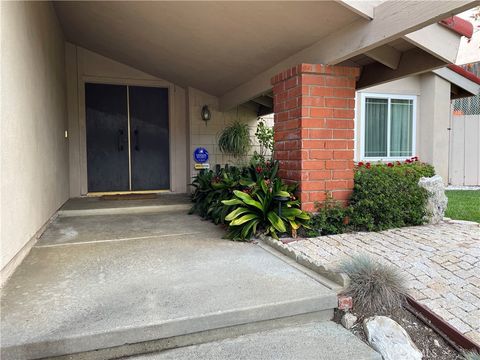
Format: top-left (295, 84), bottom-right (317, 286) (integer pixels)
top-left (341, 312), bottom-right (357, 329)
top-left (418, 175), bottom-right (448, 224)
top-left (364, 316), bottom-right (423, 360)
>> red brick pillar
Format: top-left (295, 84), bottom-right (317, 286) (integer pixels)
top-left (271, 64), bottom-right (359, 212)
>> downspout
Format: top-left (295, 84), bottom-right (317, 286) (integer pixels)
top-left (447, 100), bottom-right (453, 185)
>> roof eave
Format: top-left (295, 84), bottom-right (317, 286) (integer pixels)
top-left (433, 67), bottom-right (480, 98)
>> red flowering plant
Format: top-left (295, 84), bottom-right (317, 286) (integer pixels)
top-left (190, 157), bottom-right (310, 240)
top-left (350, 156), bottom-right (435, 231)
top-left (355, 156), bottom-right (429, 174)
top-left (248, 158), bottom-right (280, 182)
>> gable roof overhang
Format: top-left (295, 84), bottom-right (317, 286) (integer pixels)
top-left (433, 65), bottom-right (480, 99)
top-left (54, 1), bottom-right (479, 110)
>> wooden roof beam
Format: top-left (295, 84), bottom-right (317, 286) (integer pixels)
top-left (365, 45), bottom-right (402, 70)
top-left (357, 48), bottom-right (446, 89)
top-left (336, 0), bottom-right (375, 20)
top-left (220, 0), bottom-right (477, 110)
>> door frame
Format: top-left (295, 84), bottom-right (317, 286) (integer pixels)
top-left (78, 76), bottom-right (175, 195)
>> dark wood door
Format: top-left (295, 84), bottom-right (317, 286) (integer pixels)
top-left (85, 83), bottom-right (129, 192)
top-left (129, 86), bottom-right (170, 190)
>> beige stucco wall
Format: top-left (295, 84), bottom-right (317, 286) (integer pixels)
top-left (1, 2), bottom-right (69, 273)
top-left (65, 44), bottom-right (188, 195)
top-left (418, 73), bottom-right (451, 183)
top-left (187, 87), bottom-right (272, 181)
top-left (355, 74), bottom-right (451, 183)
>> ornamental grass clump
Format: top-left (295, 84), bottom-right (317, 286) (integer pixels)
top-left (339, 255), bottom-right (407, 314)
top-left (463, 351), bottom-right (480, 360)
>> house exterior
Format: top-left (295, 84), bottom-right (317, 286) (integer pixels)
top-left (450, 62), bottom-right (480, 186)
top-left (1, 1), bottom-right (478, 281)
top-left (355, 65), bottom-right (480, 184)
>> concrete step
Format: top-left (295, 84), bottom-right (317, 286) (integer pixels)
top-left (1, 227), bottom-right (339, 360)
top-left (58, 195), bottom-right (191, 217)
top-left (124, 321), bottom-right (381, 360)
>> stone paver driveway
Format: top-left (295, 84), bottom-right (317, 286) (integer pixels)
top-left (286, 221), bottom-right (480, 344)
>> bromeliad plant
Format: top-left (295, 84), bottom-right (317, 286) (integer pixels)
top-left (221, 177), bottom-right (310, 240)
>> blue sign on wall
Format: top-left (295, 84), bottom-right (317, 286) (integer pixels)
top-left (193, 147), bottom-right (209, 163)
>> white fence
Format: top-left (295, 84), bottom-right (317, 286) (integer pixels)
top-left (449, 114), bottom-right (480, 186)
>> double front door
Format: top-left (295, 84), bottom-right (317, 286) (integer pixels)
top-left (85, 83), bottom-right (170, 192)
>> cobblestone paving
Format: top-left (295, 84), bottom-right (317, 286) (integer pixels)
top-left (287, 221), bottom-right (480, 344)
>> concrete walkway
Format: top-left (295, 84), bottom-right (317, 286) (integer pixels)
top-left (285, 221), bottom-right (480, 345)
top-left (127, 322), bottom-right (381, 360)
top-left (1, 198), bottom-right (380, 360)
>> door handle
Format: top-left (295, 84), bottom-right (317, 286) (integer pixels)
top-left (134, 129), bottom-right (139, 151)
top-left (118, 129), bottom-right (124, 151)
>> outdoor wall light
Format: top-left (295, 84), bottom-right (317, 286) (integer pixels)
top-left (201, 105), bottom-right (211, 122)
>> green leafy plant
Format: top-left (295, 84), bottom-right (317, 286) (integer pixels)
top-left (254, 117), bottom-right (274, 159)
top-left (349, 158), bottom-right (435, 231)
top-left (305, 194), bottom-right (351, 237)
top-left (190, 167), bottom-right (252, 224)
top-left (339, 255), bottom-right (407, 313)
top-left (222, 178), bottom-right (309, 240)
top-left (304, 157), bottom-right (436, 236)
top-left (218, 120), bottom-right (251, 158)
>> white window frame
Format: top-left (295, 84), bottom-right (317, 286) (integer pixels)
top-left (360, 92), bottom-right (417, 161)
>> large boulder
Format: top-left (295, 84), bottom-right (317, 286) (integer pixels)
top-left (418, 175), bottom-right (448, 224)
top-left (364, 316), bottom-right (422, 360)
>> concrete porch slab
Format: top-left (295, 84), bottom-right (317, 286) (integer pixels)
top-left (1, 210), bottom-right (337, 359)
top-left (128, 321), bottom-right (381, 360)
top-left (36, 212), bottom-right (224, 246)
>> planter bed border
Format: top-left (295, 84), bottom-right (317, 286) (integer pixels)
top-left (259, 234), bottom-right (480, 353)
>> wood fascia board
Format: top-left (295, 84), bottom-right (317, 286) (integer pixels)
top-left (433, 67), bottom-right (480, 96)
top-left (404, 23), bottom-right (461, 64)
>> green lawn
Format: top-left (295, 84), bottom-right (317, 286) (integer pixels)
top-left (445, 190), bottom-right (480, 223)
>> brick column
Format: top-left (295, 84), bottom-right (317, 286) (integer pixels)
top-left (271, 64), bottom-right (360, 212)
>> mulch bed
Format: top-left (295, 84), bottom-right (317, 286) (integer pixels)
top-left (333, 306), bottom-right (464, 360)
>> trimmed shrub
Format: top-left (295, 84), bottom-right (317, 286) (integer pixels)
top-left (349, 159), bottom-right (435, 231)
top-left (305, 194), bottom-right (351, 237)
top-left (339, 255), bottom-right (407, 313)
